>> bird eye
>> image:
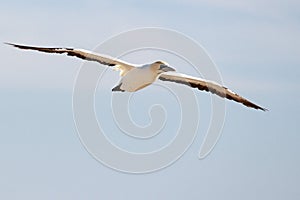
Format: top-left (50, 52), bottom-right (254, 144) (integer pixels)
top-left (159, 64), bottom-right (167, 70)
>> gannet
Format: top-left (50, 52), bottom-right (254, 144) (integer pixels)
top-left (6, 43), bottom-right (267, 111)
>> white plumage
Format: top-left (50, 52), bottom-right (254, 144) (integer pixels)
top-left (6, 43), bottom-right (267, 111)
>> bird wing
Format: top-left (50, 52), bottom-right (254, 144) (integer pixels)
top-left (159, 72), bottom-right (267, 111)
top-left (5, 43), bottom-right (134, 76)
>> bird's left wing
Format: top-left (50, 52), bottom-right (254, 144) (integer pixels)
top-left (5, 43), bottom-right (134, 76)
top-left (159, 72), bottom-right (267, 111)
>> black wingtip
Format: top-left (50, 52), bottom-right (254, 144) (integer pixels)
top-left (252, 102), bottom-right (268, 111)
top-left (4, 42), bottom-right (24, 49)
top-left (4, 42), bottom-right (15, 46)
top-left (257, 107), bottom-right (267, 112)
top-left (253, 104), bottom-right (268, 112)
top-left (247, 102), bottom-right (268, 112)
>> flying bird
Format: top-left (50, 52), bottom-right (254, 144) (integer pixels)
top-left (6, 43), bottom-right (267, 111)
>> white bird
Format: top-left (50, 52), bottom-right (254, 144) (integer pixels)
top-left (6, 43), bottom-right (267, 111)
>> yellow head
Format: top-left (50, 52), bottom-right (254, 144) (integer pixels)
top-left (151, 60), bottom-right (175, 74)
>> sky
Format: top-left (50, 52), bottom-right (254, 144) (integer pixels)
top-left (1, 0), bottom-right (300, 199)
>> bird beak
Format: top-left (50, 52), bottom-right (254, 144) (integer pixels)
top-left (160, 65), bottom-right (176, 72)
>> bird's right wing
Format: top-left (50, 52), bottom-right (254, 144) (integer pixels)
top-left (159, 72), bottom-right (267, 111)
top-left (6, 43), bottom-right (134, 76)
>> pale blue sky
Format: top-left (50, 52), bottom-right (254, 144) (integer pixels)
top-left (1, 0), bottom-right (299, 199)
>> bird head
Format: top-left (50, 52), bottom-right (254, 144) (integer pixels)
top-left (152, 61), bottom-right (176, 74)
